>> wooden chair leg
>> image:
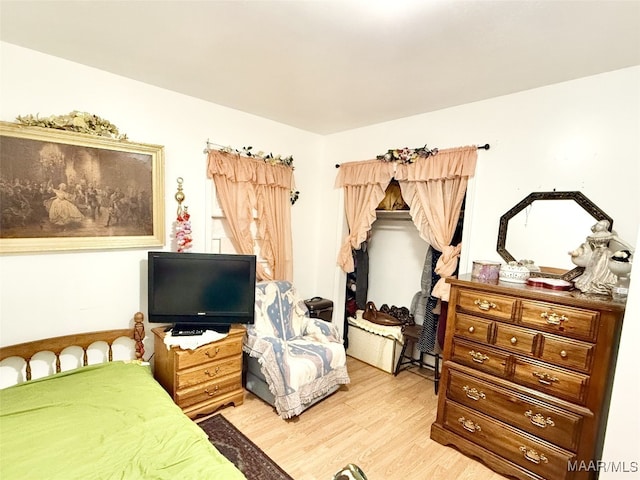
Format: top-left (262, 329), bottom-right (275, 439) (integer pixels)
top-left (394, 340), bottom-right (409, 376)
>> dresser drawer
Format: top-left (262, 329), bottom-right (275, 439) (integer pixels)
top-left (520, 300), bottom-right (599, 342)
top-left (540, 333), bottom-right (594, 373)
top-left (174, 337), bottom-right (242, 369)
top-left (451, 338), bottom-right (510, 378)
top-left (512, 357), bottom-right (590, 405)
top-left (454, 314), bottom-right (493, 343)
top-left (447, 369), bottom-right (583, 451)
top-left (176, 372), bottom-right (243, 408)
top-left (176, 356), bottom-right (242, 388)
top-left (443, 401), bottom-right (576, 480)
top-left (493, 322), bottom-right (537, 357)
top-left (457, 289), bottom-right (516, 321)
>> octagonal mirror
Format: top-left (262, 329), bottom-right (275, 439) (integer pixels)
top-left (496, 191), bottom-right (613, 281)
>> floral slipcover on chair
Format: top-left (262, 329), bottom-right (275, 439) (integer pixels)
top-left (243, 281), bottom-right (350, 418)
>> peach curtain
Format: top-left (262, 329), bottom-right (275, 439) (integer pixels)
top-left (395, 146), bottom-right (477, 300)
top-left (207, 150), bottom-right (294, 281)
top-left (334, 159), bottom-right (395, 272)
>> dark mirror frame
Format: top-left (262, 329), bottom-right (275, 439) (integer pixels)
top-left (496, 191), bottom-right (613, 281)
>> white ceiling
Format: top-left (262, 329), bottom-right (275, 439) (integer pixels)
top-left (1, 0), bottom-right (639, 134)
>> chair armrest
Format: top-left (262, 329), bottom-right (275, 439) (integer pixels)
top-left (304, 317), bottom-right (342, 343)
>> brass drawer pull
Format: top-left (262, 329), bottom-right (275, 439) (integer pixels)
top-left (474, 299), bottom-right (497, 311)
top-left (519, 446), bottom-right (548, 464)
top-left (541, 311), bottom-right (568, 325)
top-left (525, 410), bottom-right (555, 428)
top-left (204, 366), bottom-right (220, 377)
top-left (205, 347), bottom-right (220, 358)
top-left (560, 350), bottom-right (568, 359)
top-left (510, 336), bottom-right (518, 345)
top-left (533, 371), bottom-right (559, 385)
top-left (468, 326), bottom-right (475, 334)
top-left (458, 417), bottom-right (481, 433)
top-left (469, 350), bottom-right (490, 363)
top-left (463, 385), bottom-right (486, 401)
top-left (204, 385), bottom-right (219, 396)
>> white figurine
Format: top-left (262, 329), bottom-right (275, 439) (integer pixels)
top-left (572, 220), bottom-right (617, 295)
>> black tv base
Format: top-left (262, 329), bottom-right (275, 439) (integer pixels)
top-left (166, 324), bottom-right (231, 336)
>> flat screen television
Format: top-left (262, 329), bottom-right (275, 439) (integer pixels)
top-left (147, 251), bottom-right (257, 334)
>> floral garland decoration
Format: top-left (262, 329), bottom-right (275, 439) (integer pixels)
top-left (176, 207), bottom-right (193, 253)
top-left (214, 144), bottom-right (300, 205)
top-left (376, 145), bottom-right (438, 164)
top-left (220, 145), bottom-right (295, 167)
top-left (16, 111), bottom-right (128, 140)
top-left (174, 178), bottom-right (192, 253)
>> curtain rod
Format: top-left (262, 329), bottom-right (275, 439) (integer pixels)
top-left (334, 144), bottom-right (490, 168)
top-left (203, 139), bottom-right (226, 153)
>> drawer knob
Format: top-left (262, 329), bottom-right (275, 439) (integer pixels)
top-left (474, 299), bottom-right (497, 311)
top-left (560, 350), bottom-right (568, 359)
top-left (533, 371), bottom-right (559, 385)
top-left (510, 336), bottom-right (518, 345)
top-left (519, 446), bottom-right (548, 465)
top-left (463, 385), bottom-right (486, 401)
top-left (525, 410), bottom-right (556, 428)
top-left (205, 385), bottom-right (220, 397)
top-left (204, 366), bottom-right (220, 377)
top-left (205, 347), bottom-right (220, 358)
top-left (468, 326), bottom-right (475, 334)
top-left (469, 350), bottom-right (490, 364)
top-left (541, 311), bottom-right (568, 325)
top-left (458, 417), bottom-right (481, 433)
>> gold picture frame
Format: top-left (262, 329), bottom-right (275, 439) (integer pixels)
top-left (0, 121), bottom-right (165, 253)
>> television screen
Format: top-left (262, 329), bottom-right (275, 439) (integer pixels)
top-left (147, 251), bottom-right (256, 332)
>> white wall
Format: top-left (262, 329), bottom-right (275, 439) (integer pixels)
top-left (601, 225), bottom-right (640, 478)
top-left (0, 42), bottom-right (323, 350)
top-left (367, 218), bottom-right (428, 309)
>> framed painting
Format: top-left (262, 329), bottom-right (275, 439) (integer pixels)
top-left (0, 121), bottom-right (165, 253)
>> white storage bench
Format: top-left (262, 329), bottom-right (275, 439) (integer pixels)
top-left (346, 311), bottom-right (403, 374)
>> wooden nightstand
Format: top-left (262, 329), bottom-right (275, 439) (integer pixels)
top-left (152, 325), bottom-right (245, 419)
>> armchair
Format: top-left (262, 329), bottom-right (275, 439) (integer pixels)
top-left (243, 281), bottom-right (350, 419)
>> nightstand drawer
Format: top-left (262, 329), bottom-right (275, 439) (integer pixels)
top-left (520, 300), bottom-right (598, 341)
top-left (512, 357), bottom-right (589, 405)
top-left (443, 401), bottom-right (576, 480)
top-left (447, 369), bottom-right (583, 451)
top-left (176, 372), bottom-right (243, 408)
top-left (457, 289), bottom-right (516, 321)
top-left (540, 333), bottom-right (594, 373)
top-left (174, 337), bottom-right (242, 369)
top-left (454, 314), bottom-right (492, 343)
top-left (451, 338), bottom-right (510, 378)
top-left (176, 356), bottom-right (242, 388)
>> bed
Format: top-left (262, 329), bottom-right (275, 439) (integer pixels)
top-left (0, 312), bottom-right (245, 480)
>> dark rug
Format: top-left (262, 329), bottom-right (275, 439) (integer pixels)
top-left (198, 414), bottom-right (294, 480)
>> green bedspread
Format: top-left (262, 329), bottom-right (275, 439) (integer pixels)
top-left (0, 361), bottom-right (246, 480)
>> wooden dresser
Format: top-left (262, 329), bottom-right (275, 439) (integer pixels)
top-left (152, 325), bottom-right (245, 419)
top-left (431, 275), bottom-right (626, 480)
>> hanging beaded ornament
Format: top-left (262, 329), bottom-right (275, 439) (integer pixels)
top-left (175, 177), bottom-right (193, 253)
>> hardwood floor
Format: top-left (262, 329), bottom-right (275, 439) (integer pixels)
top-left (200, 356), bottom-right (508, 480)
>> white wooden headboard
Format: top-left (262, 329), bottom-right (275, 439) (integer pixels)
top-left (0, 312), bottom-right (145, 389)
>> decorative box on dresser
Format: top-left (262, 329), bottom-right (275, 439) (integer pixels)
top-left (152, 325), bottom-right (245, 419)
top-left (430, 275), bottom-right (626, 480)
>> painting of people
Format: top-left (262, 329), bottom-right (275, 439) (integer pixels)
top-left (0, 123), bottom-right (164, 253)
